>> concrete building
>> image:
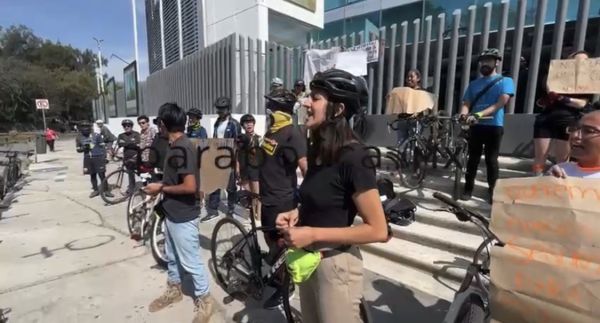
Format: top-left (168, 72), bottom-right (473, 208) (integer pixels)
top-left (145, 0), bottom-right (324, 74)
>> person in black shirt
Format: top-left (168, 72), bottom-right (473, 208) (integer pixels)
top-left (276, 69), bottom-right (388, 323)
top-left (143, 103), bottom-right (215, 322)
top-left (259, 89), bottom-right (308, 309)
top-left (117, 119), bottom-right (141, 194)
top-left (532, 50), bottom-right (593, 175)
top-left (236, 114), bottom-right (261, 221)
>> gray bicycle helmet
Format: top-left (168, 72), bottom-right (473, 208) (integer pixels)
top-left (264, 89), bottom-right (297, 114)
top-left (310, 68), bottom-right (368, 120)
top-left (479, 48), bottom-right (502, 61)
top-left (214, 96), bottom-right (231, 110)
top-left (187, 108), bottom-right (203, 118)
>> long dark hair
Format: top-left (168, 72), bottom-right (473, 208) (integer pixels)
top-left (308, 99), bottom-right (361, 166)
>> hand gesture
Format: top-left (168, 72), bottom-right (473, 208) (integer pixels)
top-left (276, 208), bottom-right (299, 230)
top-left (548, 165), bottom-right (567, 179)
top-left (281, 227), bottom-right (314, 249)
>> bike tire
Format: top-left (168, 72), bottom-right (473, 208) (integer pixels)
top-left (281, 270), bottom-right (300, 323)
top-left (101, 169), bottom-right (129, 205)
top-left (126, 189), bottom-right (146, 237)
top-left (150, 212), bottom-right (168, 268)
top-left (210, 216), bottom-right (252, 291)
top-left (398, 138), bottom-right (427, 189)
top-left (455, 296), bottom-right (486, 323)
top-left (453, 139), bottom-right (469, 200)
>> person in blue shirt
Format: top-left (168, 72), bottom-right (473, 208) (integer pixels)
top-left (186, 108), bottom-right (208, 139)
top-left (460, 48), bottom-right (515, 203)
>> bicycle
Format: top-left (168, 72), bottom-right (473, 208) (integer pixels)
top-left (211, 190), bottom-right (373, 323)
top-left (126, 170), bottom-right (168, 267)
top-left (432, 192), bottom-right (504, 323)
top-left (100, 160), bottom-right (142, 205)
top-left (0, 151), bottom-right (24, 200)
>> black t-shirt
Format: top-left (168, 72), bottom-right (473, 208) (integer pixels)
top-left (259, 126), bottom-right (307, 206)
top-left (298, 143), bottom-right (377, 228)
top-left (238, 133), bottom-right (261, 170)
top-left (539, 94), bottom-right (593, 120)
top-left (161, 135), bottom-right (200, 223)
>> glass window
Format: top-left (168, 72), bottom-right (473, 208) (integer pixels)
top-left (325, 0), bottom-right (365, 12)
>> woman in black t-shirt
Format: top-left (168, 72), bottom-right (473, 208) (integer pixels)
top-left (532, 51), bottom-right (593, 175)
top-left (275, 69), bottom-right (388, 323)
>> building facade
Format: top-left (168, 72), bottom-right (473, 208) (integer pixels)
top-left (145, 0), bottom-right (324, 74)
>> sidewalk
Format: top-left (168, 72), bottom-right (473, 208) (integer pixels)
top-left (0, 138), bottom-right (449, 323)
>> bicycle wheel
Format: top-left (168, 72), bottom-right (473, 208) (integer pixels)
top-left (211, 217), bottom-right (255, 293)
top-left (281, 270), bottom-right (300, 323)
top-left (150, 212), bottom-right (167, 268)
top-left (455, 295), bottom-right (486, 323)
top-left (101, 169), bottom-right (129, 205)
top-left (126, 189), bottom-right (146, 238)
top-left (453, 139), bottom-right (469, 200)
top-left (398, 138), bottom-right (427, 189)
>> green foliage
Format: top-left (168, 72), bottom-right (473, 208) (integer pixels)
top-left (0, 24), bottom-right (101, 131)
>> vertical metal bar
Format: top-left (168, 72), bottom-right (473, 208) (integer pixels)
top-left (387, 24), bottom-right (397, 95)
top-left (258, 39), bottom-right (265, 111)
top-left (481, 2), bottom-right (492, 51)
top-left (265, 41), bottom-right (270, 93)
top-left (231, 34), bottom-right (237, 112)
top-left (377, 26), bottom-right (386, 114)
top-left (350, 33), bottom-right (356, 47)
top-left (398, 21), bottom-right (408, 87)
top-left (496, 0), bottom-right (510, 73)
top-left (199, 51), bottom-right (205, 109)
top-left (333, 37), bottom-right (339, 48)
top-left (422, 16), bottom-right (432, 89)
top-left (461, 6), bottom-right (477, 99)
top-left (574, 0), bottom-right (590, 51)
top-left (550, 0), bottom-right (568, 60)
top-left (524, 0), bottom-right (548, 114)
top-left (325, 38), bottom-right (332, 49)
top-left (341, 35), bottom-right (347, 48)
top-left (286, 47), bottom-right (292, 89)
top-left (507, 0), bottom-right (527, 114)
top-left (411, 18), bottom-right (420, 71)
top-left (368, 67), bottom-right (374, 114)
top-left (444, 9), bottom-right (462, 116)
top-left (248, 37), bottom-right (256, 114)
top-left (358, 31), bottom-right (364, 45)
top-left (318, 40), bottom-right (324, 49)
top-left (433, 13), bottom-right (445, 111)
top-left (239, 35), bottom-right (247, 113)
top-left (279, 44), bottom-right (285, 82)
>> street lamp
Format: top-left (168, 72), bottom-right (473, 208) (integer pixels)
top-left (93, 37), bottom-right (105, 93)
top-left (110, 54), bottom-right (131, 65)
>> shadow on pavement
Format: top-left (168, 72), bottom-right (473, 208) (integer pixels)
top-left (369, 278), bottom-right (451, 322)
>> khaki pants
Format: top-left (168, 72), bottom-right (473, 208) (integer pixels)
top-left (299, 246), bottom-right (364, 323)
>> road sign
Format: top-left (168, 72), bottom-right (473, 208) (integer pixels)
top-left (35, 99), bottom-right (50, 110)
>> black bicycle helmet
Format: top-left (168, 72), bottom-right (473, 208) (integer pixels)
top-left (310, 68), bottom-right (368, 120)
top-left (121, 119), bottom-right (134, 126)
top-left (240, 114), bottom-right (256, 124)
top-left (479, 48), bottom-right (502, 61)
top-left (264, 89), bottom-right (297, 114)
top-left (187, 108), bottom-right (203, 118)
top-left (214, 96), bottom-right (231, 110)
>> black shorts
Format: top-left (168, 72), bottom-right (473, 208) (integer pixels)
top-left (261, 200), bottom-right (296, 240)
top-left (240, 166), bottom-right (259, 182)
top-left (533, 113), bottom-right (578, 141)
top-left (83, 156), bottom-right (106, 175)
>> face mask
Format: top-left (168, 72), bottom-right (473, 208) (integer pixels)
top-left (480, 65), bottom-right (494, 76)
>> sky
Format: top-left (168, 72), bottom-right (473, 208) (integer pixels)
top-left (0, 0), bottom-right (149, 82)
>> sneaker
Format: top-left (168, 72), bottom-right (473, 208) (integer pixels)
top-left (200, 213), bottom-right (220, 223)
top-left (89, 190), bottom-right (99, 198)
top-left (104, 191), bottom-right (114, 198)
top-left (148, 281), bottom-right (183, 313)
top-left (459, 191), bottom-right (472, 201)
top-left (192, 294), bottom-right (215, 323)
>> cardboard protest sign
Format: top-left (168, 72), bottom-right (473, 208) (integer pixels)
top-left (334, 50), bottom-right (368, 76)
top-left (546, 58), bottom-right (600, 94)
top-left (190, 138), bottom-right (236, 195)
top-left (489, 177), bottom-right (600, 323)
top-left (385, 87), bottom-right (437, 115)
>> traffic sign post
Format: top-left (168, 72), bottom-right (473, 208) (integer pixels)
top-left (35, 99), bottom-right (49, 131)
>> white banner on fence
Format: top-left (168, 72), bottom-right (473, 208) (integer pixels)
top-left (347, 40), bottom-right (380, 63)
top-left (303, 47), bottom-right (341, 87)
top-left (334, 50), bottom-right (368, 76)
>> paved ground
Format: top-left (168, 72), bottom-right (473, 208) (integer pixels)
top-left (0, 138), bottom-right (450, 323)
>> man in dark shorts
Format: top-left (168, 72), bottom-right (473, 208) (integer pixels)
top-left (259, 89), bottom-right (307, 309)
top-left (236, 114), bottom-right (261, 220)
top-left (143, 103), bottom-right (215, 322)
top-left (76, 122), bottom-right (112, 198)
top-left (117, 119), bottom-right (141, 194)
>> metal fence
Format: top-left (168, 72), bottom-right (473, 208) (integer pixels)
top-left (95, 0), bottom-right (598, 121)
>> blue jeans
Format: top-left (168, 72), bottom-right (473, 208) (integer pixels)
top-left (165, 217), bottom-right (210, 297)
top-left (207, 171), bottom-right (237, 215)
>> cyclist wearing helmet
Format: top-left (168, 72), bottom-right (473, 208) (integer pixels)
top-left (459, 48), bottom-right (515, 203)
top-left (271, 77), bottom-right (284, 92)
top-left (258, 88), bottom-right (308, 309)
top-left (117, 119), bottom-right (141, 194)
top-left (275, 69), bottom-right (387, 323)
top-left (201, 96), bottom-right (242, 222)
top-left (236, 114), bottom-right (261, 220)
top-left (76, 122), bottom-right (113, 198)
top-left (186, 108), bottom-right (208, 139)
